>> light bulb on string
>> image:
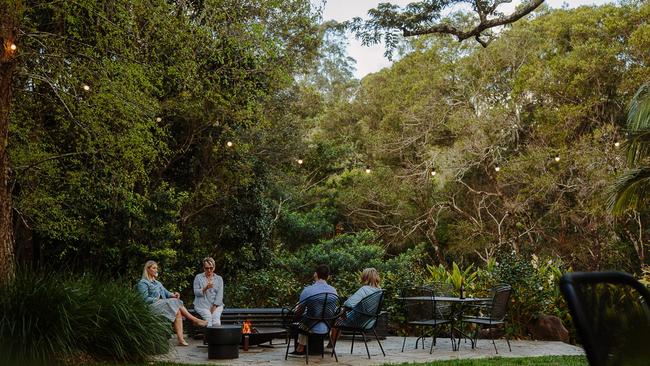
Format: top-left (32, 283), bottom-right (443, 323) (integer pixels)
top-left (365, 166), bottom-right (371, 174)
top-left (156, 117), bottom-right (162, 122)
top-left (494, 165), bottom-right (501, 172)
top-left (10, 43), bottom-right (17, 51)
top-left (554, 154), bottom-right (561, 162)
top-left (614, 141), bottom-right (620, 148)
top-left (297, 159), bottom-right (303, 165)
top-left (82, 84), bottom-right (90, 91)
top-left (226, 141), bottom-right (233, 148)
top-left (430, 168), bottom-right (436, 176)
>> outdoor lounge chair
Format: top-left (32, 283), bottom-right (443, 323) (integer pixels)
top-left (330, 289), bottom-right (386, 359)
top-left (560, 271), bottom-right (650, 366)
top-left (284, 292), bottom-right (340, 364)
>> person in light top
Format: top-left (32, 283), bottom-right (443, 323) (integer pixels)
top-left (136, 260), bottom-right (207, 346)
top-left (193, 257), bottom-right (225, 327)
top-left (327, 268), bottom-right (382, 347)
top-left (290, 264), bottom-right (338, 355)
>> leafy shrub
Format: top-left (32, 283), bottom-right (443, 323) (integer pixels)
top-left (493, 252), bottom-right (568, 336)
top-left (0, 270), bottom-right (170, 365)
top-left (227, 265), bottom-right (302, 307)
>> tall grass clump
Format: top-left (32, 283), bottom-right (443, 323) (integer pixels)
top-left (0, 269), bottom-right (170, 365)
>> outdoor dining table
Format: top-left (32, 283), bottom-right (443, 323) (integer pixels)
top-left (399, 295), bottom-right (491, 351)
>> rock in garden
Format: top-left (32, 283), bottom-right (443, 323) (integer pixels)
top-left (527, 315), bottom-right (569, 343)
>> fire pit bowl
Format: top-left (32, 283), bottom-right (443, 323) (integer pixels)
top-left (206, 325), bottom-right (241, 359)
top-left (242, 327), bottom-right (287, 348)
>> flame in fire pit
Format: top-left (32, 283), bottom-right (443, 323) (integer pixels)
top-left (242, 320), bottom-right (252, 334)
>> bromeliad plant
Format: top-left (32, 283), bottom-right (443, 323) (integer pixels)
top-left (426, 262), bottom-right (480, 295)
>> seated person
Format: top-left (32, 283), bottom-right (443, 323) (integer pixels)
top-left (136, 260), bottom-right (207, 346)
top-left (290, 264), bottom-right (338, 355)
top-left (193, 256), bottom-right (225, 327)
top-left (328, 268), bottom-right (382, 347)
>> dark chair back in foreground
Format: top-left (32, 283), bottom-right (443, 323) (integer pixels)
top-left (560, 271), bottom-right (650, 366)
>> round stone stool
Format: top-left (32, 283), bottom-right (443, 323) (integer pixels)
top-left (205, 325), bottom-right (241, 359)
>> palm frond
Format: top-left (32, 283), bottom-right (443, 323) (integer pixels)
top-left (608, 167), bottom-right (650, 215)
top-left (626, 83), bottom-right (650, 166)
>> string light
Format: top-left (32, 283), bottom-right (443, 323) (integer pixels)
top-left (614, 141), bottom-right (620, 147)
top-left (494, 165), bottom-right (501, 172)
top-left (156, 117), bottom-right (162, 122)
top-left (82, 84), bottom-right (90, 91)
top-left (10, 43), bottom-right (17, 51)
top-left (226, 141), bottom-right (233, 147)
top-left (554, 154), bottom-right (560, 162)
top-left (365, 166), bottom-right (371, 174)
top-left (297, 159), bottom-right (303, 165)
top-left (431, 168), bottom-right (436, 176)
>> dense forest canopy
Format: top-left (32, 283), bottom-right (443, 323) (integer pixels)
top-left (2, 0), bottom-right (649, 296)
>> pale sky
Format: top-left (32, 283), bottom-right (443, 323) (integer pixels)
top-left (319, 0), bottom-right (616, 78)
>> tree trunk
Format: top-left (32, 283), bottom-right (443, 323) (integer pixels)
top-left (0, 1), bottom-right (19, 285)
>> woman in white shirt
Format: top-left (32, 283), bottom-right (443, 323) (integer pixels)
top-left (193, 257), bottom-right (225, 327)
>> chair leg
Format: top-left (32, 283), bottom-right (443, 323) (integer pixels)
top-left (429, 330), bottom-right (435, 354)
top-left (401, 335), bottom-right (407, 352)
top-left (361, 332), bottom-right (371, 359)
top-left (351, 331), bottom-right (356, 354)
top-left (305, 337), bottom-right (309, 364)
top-left (505, 322), bottom-right (511, 352)
top-left (450, 324), bottom-right (457, 351)
top-left (491, 337), bottom-right (498, 354)
top-left (285, 331), bottom-right (292, 360)
top-left (329, 334), bottom-right (340, 362)
top-left (373, 329), bottom-right (385, 357)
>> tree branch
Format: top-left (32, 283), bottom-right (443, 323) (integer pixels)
top-left (403, 0), bottom-right (544, 45)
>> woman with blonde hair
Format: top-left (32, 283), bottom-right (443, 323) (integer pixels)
top-left (136, 260), bottom-right (207, 346)
top-left (193, 257), bottom-right (225, 326)
top-left (328, 268), bottom-right (382, 347)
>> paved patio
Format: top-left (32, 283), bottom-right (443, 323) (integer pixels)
top-left (156, 336), bottom-right (584, 365)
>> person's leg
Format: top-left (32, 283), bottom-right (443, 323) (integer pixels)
top-left (295, 334), bottom-right (308, 352)
top-left (174, 311), bottom-right (188, 345)
top-left (179, 305), bottom-right (208, 326)
top-left (195, 306), bottom-right (213, 327)
top-left (211, 305), bottom-right (223, 326)
top-left (328, 327), bottom-right (340, 348)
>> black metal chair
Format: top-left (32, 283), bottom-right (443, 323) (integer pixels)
top-left (331, 289), bottom-right (386, 359)
top-left (401, 285), bottom-right (454, 354)
top-left (460, 284), bottom-right (512, 354)
top-left (560, 271), bottom-right (650, 366)
top-left (284, 292), bottom-right (340, 364)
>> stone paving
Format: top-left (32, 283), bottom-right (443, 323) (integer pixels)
top-left (156, 336), bottom-right (584, 365)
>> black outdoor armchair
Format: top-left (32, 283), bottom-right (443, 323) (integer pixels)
top-left (284, 292), bottom-right (340, 364)
top-left (460, 283), bottom-right (512, 353)
top-left (400, 285), bottom-right (454, 354)
top-left (560, 271), bottom-right (650, 366)
top-left (331, 289), bottom-right (386, 359)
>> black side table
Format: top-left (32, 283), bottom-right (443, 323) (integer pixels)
top-left (205, 325), bottom-right (241, 359)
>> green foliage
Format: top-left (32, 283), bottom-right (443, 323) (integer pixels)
top-left (0, 269), bottom-right (170, 365)
top-left (426, 262), bottom-right (479, 292)
top-left (276, 206), bottom-right (337, 248)
top-left (609, 83), bottom-right (650, 214)
top-left (492, 253), bottom-right (569, 336)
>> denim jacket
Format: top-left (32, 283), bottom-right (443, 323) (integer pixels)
top-left (136, 278), bottom-right (173, 304)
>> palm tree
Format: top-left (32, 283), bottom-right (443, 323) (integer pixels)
top-left (609, 83), bottom-right (650, 214)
